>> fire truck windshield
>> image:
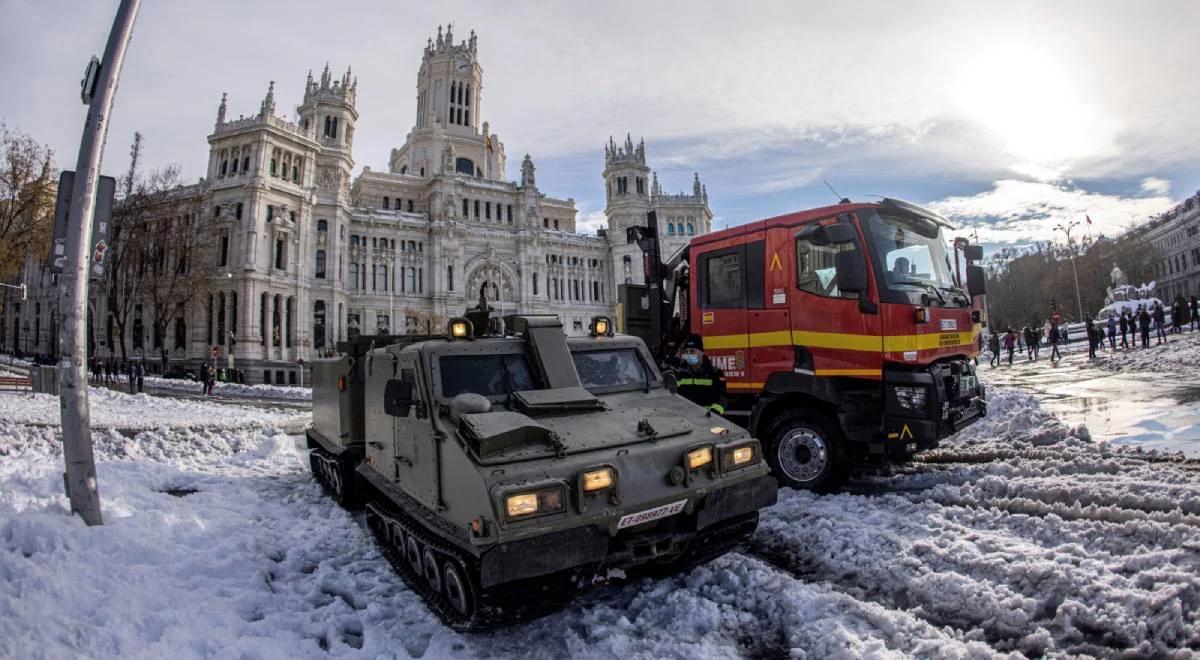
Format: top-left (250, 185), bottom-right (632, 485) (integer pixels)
top-left (863, 211), bottom-right (965, 306)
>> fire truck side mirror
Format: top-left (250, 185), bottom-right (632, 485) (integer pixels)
top-left (966, 265), bottom-right (987, 297)
top-left (962, 244), bottom-right (983, 262)
top-left (834, 249), bottom-right (869, 294)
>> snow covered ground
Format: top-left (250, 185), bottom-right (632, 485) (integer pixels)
top-left (1090, 328), bottom-right (1200, 377)
top-left (0, 387), bottom-right (306, 432)
top-left (2, 384), bottom-right (1199, 657)
top-left (141, 375), bottom-right (313, 401)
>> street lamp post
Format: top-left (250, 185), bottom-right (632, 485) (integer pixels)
top-left (1053, 220), bottom-right (1085, 323)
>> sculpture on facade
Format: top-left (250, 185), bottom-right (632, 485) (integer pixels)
top-left (521, 154), bottom-right (535, 187)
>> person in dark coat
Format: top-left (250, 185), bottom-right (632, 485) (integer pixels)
top-left (1191, 295), bottom-right (1199, 332)
top-left (1003, 328), bottom-right (1016, 365)
top-left (1049, 321), bottom-right (1062, 362)
top-left (988, 332), bottom-right (1001, 367)
top-left (199, 363), bottom-right (210, 395)
top-left (1171, 298), bottom-right (1184, 334)
top-left (675, 334), bottom-right (727, 416)
top-left (1153, 303), bottom-right (1167, 344)
top-left (1085, 316), bottom-right (1096, 359)
top-left (1106, 315), bottom-right (1116, 350)
top-left (1139, 307), bottom-right (1152, 348)
top-left (1118, 311), bottom-right (1129, 349)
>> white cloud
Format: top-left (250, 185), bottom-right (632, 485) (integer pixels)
top-left (574, 209), bottom-right (608, 236)
top-left (1140, 177), bottom-right (1171, 196)
top-left (928, 180), bottom-right (1173, 245)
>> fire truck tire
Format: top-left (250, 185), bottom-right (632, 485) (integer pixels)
top-left (764, 411), bottom-right (849, 493)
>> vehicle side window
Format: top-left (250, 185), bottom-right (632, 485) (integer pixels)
top-left (704, 250), bottom-right (743, 308)
top-left (795, 236), bottom-right (857, 299)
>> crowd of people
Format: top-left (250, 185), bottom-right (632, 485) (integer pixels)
top-left (988, 294), bottom-right (1198, 366)
top-left (87, 357), bottom-right (222, 395)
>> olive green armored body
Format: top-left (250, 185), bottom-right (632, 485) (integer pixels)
top-left (306, 313), bottom-right (777, 629)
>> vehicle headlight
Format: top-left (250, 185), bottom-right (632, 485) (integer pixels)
top-left (581, 467), bottom-right (614, 492)
top-left (504, 486), bottom-right (565, 520)
top-left (894, 385), bottom-right (928, 411)
top-left (686, 446), bottom-right (713, 470)
top-left (720, 442), bottom-right (760, 471)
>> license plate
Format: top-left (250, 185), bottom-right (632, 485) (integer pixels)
top-left (617, 499), bottom-right (688, 530)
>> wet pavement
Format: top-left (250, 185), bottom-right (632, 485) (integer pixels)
top-left (981, 347), bottom-right (1200, 457)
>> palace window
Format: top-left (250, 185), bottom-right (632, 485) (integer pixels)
top-left (456, 157), bottom-right (475, 176)
top-left (242, 156), bottom-right (249, 172)
top-left (317, 219), bottom-right (328, 232)
top-left (448, 265), bottom-right (454, 291)
top-left (668, 223), bottom-right (675, 235)
top-left (235, 202), bottom-right (243, 220)
top-left (220, 160), bottom-right (228, 176)
top-left (382, 197), bottom-right (389, 210)
top-left (507, 205), bottom-right (513, 223)
top-left (474, 200), bottom-right (481, 218)
top-left (315, 250), bottom-right (326, 279)
top-left (462, 198), bottom-right (470, 217)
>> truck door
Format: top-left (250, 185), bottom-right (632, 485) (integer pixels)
top-left (695, 241), bottom-right (750, 389)
top-left (388, 352), bottom-right (438, 508)
top-left (789, 217), bottom-right (883, 377)
top-left (750, 229), bottom-right (793, 386)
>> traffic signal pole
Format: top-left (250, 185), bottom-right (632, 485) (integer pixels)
top-left (58, 0), bottom-right (142, 526)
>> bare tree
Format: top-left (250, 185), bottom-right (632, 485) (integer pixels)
top-left (0, 124), bottom-right (56, 283)
top-left (103, 166), bottom-right (216, 366)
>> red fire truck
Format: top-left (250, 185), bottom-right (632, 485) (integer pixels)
top-left (620, 198), bottom-right (987, 491)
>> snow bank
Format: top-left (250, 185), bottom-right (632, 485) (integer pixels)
top-left (0, 387), bottom-right (304, 431)
top-left (1090, 329), bottom-right (1200, 376)
top-left (143, 375), bottom-right (312, 401)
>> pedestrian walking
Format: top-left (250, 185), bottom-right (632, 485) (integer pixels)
top-left (988, 332), bottom-right (1001, 367)
top-left (1049, 321), bottom-right (1062, 362)
top-left (1153, 303), bottom-right (1167, 344)
top-left (135, 362), bottom-right (145, 394)
top-left (1191, 295), bottom-right (1199, 331)
top-left (1139, 307), bottom-right (1152, 348)
top-left (1085, 316), bottom-right (1097, 359)
top-left (1023, 326), bottom-right (1035, 361)
top-left (199, 363), bottom-right (210, 395)
top-left (1171, 298), bottom-right (1184, 335)
top-left (1118, 312), bottom-right (1129, 349)
top-left (1063, 326), bottom-right (1070, 345)
top-left (1003, 328), bottom-right (1016, 365)
top-left (1106, 315), bottom-right (1116, 350)
top-left (206, 363), bottom-right (216, 396)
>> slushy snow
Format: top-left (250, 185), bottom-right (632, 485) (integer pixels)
top-left (2, 384), bottom-right (1199, 657)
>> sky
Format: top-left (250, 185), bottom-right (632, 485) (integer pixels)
top-left (2, 0), bottom-right (1198, 255)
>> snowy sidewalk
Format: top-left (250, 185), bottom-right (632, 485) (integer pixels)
top-left (2, 386), bottom-right (1199, 657)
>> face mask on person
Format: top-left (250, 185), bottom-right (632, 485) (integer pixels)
top-left (684, 354), bottom-right (701, 367)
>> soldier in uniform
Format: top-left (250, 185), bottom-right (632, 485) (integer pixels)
top-left (675, 334), bottom-right (727, 416)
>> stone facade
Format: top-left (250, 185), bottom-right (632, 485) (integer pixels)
top-left (1134, 190), bottom-right (1200, 302)
top-left (0, 26), bottom-right (712, 384)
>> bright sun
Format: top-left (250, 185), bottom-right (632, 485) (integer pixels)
top-left (953, 44), bottom-right (1109, 174)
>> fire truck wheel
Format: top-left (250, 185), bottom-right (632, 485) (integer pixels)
top-left (764, 411), bottom-right (849, 492)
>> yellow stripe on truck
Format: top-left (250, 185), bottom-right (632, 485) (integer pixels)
top-left (703, 330), bottom-right (975, 353)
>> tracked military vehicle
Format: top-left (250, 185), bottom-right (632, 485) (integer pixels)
top-left (306, 304), bottom-right (777, 629)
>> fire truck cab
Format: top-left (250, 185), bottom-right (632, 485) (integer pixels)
top-left (630, 198), bottom-right (987, 491)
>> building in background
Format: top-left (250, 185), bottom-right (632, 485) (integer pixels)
top-left (0, 25), bottom-right (712, 384)
top-left (1129, 190), bottom-right (1200, 302)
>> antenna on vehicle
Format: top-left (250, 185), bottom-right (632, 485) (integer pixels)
top-left (824, 180), bottom-right (850, 204)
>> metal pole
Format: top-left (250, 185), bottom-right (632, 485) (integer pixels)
top-left (1069, 252), bottom-right (1083, 322)
top-left (58, 0), bottom-right (142, 526)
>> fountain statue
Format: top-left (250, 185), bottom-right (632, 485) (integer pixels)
top-left (1099, 263), bottom-right (1160, 318)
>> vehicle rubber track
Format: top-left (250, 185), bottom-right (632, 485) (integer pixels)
top-left (364, 497), bottom-right (584, 631)
top-left (308, 443), bottom-right (362, 509)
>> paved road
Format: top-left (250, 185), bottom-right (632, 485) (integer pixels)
top-left (980, 345), bottom-right (1200, 456)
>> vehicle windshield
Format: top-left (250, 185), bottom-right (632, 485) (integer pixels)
top-left (571, 348), bottom-right (648, 392)
top-left (439, 354), bottom-right (539, 399)
top-left (864, 211), bottom-right (963, 304)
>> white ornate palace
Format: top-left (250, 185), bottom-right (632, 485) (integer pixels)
top-left (0, 26), bottom-right (713, 384)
